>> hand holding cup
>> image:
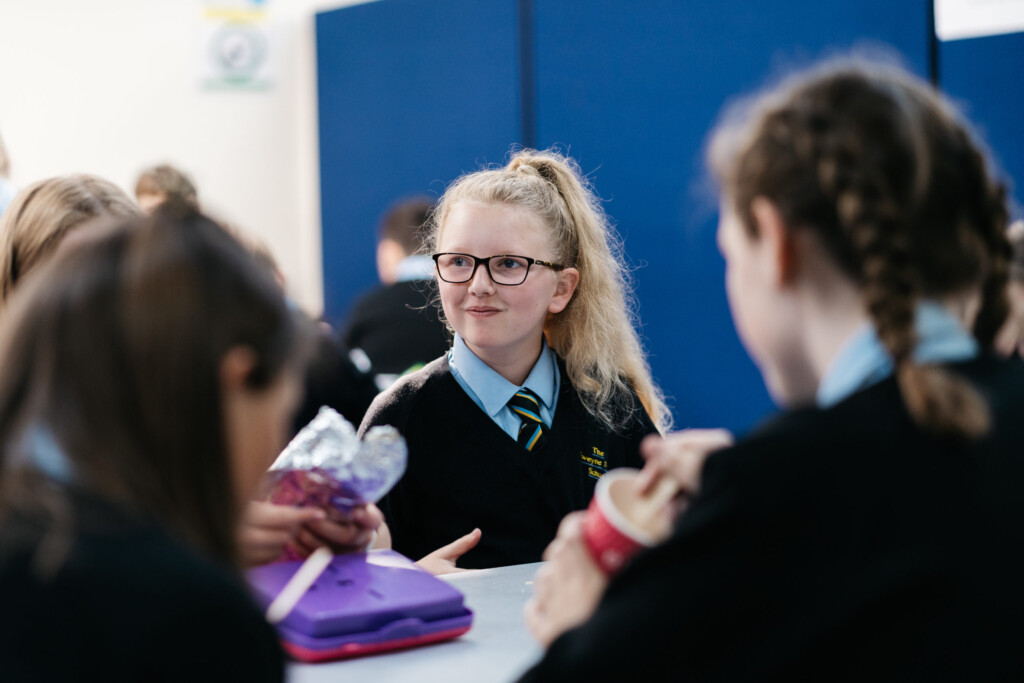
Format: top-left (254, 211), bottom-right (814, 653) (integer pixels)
top-left (581, 468), bottom-right (678, 575)
top-left (637, 428), bottom-right (734, 501)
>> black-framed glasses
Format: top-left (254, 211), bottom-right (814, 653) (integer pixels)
top-left (432, 252), bottom-right (569, 286)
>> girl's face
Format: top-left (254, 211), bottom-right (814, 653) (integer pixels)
top-left (437, 201), bottom-right (577, 371)
top-left (718, 199), bottom-right (805, 405)
top-left (222, 352), bottom-right (302, 509)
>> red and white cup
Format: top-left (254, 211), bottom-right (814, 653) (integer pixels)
top-left (581, 468), bottom-right (661, 576)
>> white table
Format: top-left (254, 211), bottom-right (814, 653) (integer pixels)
top-left (286, 562), bottom-right (544, 683)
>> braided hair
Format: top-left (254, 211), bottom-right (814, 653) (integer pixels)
top-left (709, 60), bottom-right (1010, 442)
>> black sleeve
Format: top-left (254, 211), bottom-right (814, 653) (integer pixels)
top-left (292, 330), bottom-right (379, 436)
top-left (340, 290), bottom-right (373, 351)
top-left (144, 577), bottom-right (285, 682)
top-left (356, 373), bottom-right (420, 438)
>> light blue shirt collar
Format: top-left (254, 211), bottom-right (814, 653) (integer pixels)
top-left (0, 176), bottom-right (16, 218)
top-left (12, 423), bottom-right (76, 484)
top-left (394, 254), bottom-right (436, 282)
top-left (449, 333), bottom-right (558, 416)
top-left (816, 301), bottom-right (978, 408)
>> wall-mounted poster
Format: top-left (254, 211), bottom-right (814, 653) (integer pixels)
top-left (200, 0), bottom-right (276, 90)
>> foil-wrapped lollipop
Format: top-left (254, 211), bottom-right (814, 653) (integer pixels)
top-left (260, 407), bottom-right (407, 518)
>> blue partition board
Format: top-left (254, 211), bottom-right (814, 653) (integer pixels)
top-left (316, 0), bottom-right (522, 323)
top-left (939, 30), bottom-right (1024, 215)
top-left (532, 0), bottom-right (930, 433)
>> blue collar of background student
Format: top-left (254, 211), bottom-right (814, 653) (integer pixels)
top-left (816, 301), bottom-right (979, 408)
top-left (11, 422), bottom-right (77, 484)
top-left (395, 254), bottom-right (436, 282)
top-left (448, 333), bottom-right (560, 435)
top-left (0, 176), bottom-right (17, 216)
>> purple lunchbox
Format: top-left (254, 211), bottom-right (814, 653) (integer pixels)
top-left (247, 549), bottom-right (474, 662)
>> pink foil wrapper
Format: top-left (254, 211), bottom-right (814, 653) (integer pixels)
top-left (260, 406), bottom-right (407, 521)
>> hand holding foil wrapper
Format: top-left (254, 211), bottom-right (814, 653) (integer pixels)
top-left (261, 407), bottom-right (407, 517)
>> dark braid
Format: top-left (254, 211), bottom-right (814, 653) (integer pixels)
top-left (834, 185), bottom-right (918, 369)
top-left (960, 132), bottom-right (1012, 347)
top-left (808, 91), bottom-right (990, 442)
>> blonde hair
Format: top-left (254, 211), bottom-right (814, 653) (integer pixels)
top-left (0, 174), bottom-right (141, 310)
top-left (430, 148), bottom-right (670, 432)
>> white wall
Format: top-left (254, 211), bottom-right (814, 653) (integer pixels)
top-left (0, 0), bottom-right (375, 314)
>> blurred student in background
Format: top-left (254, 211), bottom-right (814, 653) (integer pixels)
top-left (0, 174), bottom-right (142, 311)
top-left (342, 196), bottom-right (450, 390)
top-left (288, 324), bottom-right (380, 438)
top-left (134, 163), bottom-right (199, 213)
top-left (522, 59), bottom-right (1024, 680)
top-left (0, 210), bottom-right (296, 680)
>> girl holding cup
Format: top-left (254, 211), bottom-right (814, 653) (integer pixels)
top-left (521, 59), bottom-right (1024, 680)
top-left (360, 149), bottom-right (669, 572)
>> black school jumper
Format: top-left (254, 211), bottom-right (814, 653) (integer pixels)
top-left (342, 280), bottom-right (450, 375)
top-left (520, 355), bottom-right (1024, 682)
top-left (0, 489), bottom-right (284, 682)
top-left (359, 356), bottom-right (657, 568)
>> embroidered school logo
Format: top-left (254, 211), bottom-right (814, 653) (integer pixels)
top-left (581, 446), bottom-right (607, 481)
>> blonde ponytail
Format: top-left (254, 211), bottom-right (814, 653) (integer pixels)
top-left (431, 148), bottom-right (670, 432)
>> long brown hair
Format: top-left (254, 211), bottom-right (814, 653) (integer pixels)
top-left (0, 208), bottom-right (307, 569)
top-left (709, 59), bottom-right (1010, 442)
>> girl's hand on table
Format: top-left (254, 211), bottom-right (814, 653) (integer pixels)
top-left (524, 512), bottom-right (608, 648)
top-left (637, 429), bottom-right (734, 509)
top-left (416, 528), bottom-right (482, 575)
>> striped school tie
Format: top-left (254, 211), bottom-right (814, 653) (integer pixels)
top-left (508, 388), bottom-right (548, 451)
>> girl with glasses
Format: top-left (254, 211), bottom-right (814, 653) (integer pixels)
top-left (520, 59), bottom-right (1024, 680)
top-left (359, 149), bottom-right (670, 572)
